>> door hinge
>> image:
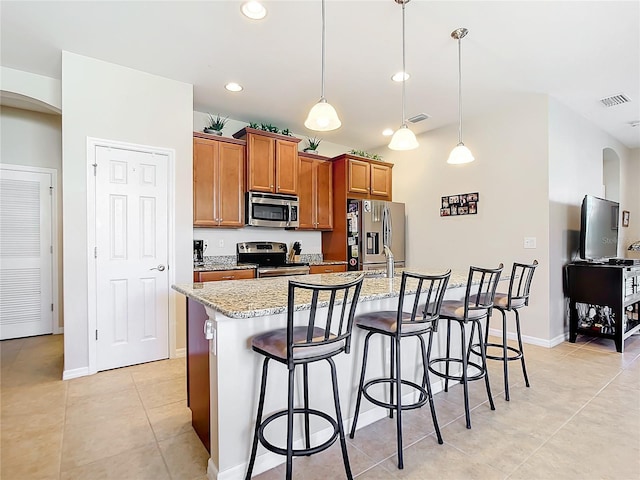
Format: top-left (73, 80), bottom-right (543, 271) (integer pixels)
top-left (49, 186), bottom-right (53, 195)
top-left (51, 303), bottom-right (54, 312)
top-left (95, 330), bottom-right (98, 340)
top-left (94, 246), bottom-right (97, 259)
top-left (50, 245), bottom-right (53, 254)
top-left (92, 163), bottom-right (98, 176)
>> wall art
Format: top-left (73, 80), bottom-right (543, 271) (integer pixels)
top-left (440, 192), bottom-right (479, 217)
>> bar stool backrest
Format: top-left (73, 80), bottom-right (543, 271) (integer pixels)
top-left (286, 274), bottom-right (364, 366)
top-left (400, 270), bottom-right (451, 334)
top-left (464, 264), bottom-right (504, 320)
top-left (506, 260), bottom-right (538, 309)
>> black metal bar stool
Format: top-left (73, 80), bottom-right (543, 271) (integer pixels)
top-left (349, 270), bottom-right (451, 469)
top-left (427, 264), bottom-right (503, 429)
top-left (245, 274), bottom-right (364, 480)
top-left (476, 260), bottom-right (538, 401)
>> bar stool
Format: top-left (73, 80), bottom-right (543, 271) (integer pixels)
top-left (245, 274), bottom-right (364, 480)
top-left (477, 260), bottom-right (538, 401)
top-left (349, 270), bottom-right (451, 469)
top-left (427, 264), bottom-right (503, 429)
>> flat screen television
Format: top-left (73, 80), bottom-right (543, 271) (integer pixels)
top-left (579, 195), bottom-right (619, 261)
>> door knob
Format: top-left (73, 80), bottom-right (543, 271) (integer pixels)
top-left (150, 264), bottom-right (166, 271)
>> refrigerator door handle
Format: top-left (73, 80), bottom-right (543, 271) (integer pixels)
top-left (383, 204), bottom-right (392, 247)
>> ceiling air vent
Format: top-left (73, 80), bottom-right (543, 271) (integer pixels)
top-left (600, 93), bottom-right (631, 107)
top-left (408, 113), bottom-right (430, 123)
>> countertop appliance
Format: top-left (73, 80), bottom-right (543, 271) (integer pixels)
top-left (237, 241), bottom-right (310, 278)
top-left (346, 199), bottom-right (406, 271)
top-left (245, 192), bottom-right (299, 228)
top-left (194, 239), bottom-right (204, 266)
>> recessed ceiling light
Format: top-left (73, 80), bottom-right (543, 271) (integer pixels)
top-left (391, 71), bottom-right (410, 82)
top-left (225, 82), bottom-right (243, 92)
top-left (382, 128), bottom-right (394, 136)
top-left (241, 1), bottom-right (267, 20)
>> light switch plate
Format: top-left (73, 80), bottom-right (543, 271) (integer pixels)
top-left (524, 237), bottom-right (537, 249)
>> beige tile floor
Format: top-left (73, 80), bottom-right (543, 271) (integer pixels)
top-left (1, 333), bottom-right (639, 479)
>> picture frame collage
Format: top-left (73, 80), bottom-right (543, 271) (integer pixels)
top-left (440, 192), bottom-right (479, 217)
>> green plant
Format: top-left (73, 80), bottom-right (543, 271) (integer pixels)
top-left (206, 113), bottom-right (228, 131)
top-left (249, 122), bottom-right (260, 129)
top-left (247, 122), bottom-right (293, 136)
top-left (304, 136), bottom-right (322, 152)
top-left (281, 128), bottom-right (292, 136)
top-left (349, 149), bottom-right (383, 161)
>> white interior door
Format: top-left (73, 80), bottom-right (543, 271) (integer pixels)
top-left (0, 167), bottom-right (53, 340)
top-left (95, 146), bottom-right (169, 371)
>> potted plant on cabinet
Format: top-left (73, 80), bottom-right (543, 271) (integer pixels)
top-left (304, 136), bottom-right (322, 154)
top-left (204, 114), bottom-right (228, 135)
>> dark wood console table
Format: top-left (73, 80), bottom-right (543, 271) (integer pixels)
top-left (567, 263), bottom-right (640, 352)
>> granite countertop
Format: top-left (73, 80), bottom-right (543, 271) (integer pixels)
top-left (307, 260), bottom-right (348, 266)
top-left (193, 263), bottom-right (257, 272)
top-left (173, 269), bottom-right (469, 319)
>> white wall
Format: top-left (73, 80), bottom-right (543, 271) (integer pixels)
top-left (0, 106), bottom-right (64, 329)
top-left (620, 148), bottom-right (640, 259)
top-left (548, 98), bottom-right (634, 341)
top-left (192, 110), bottom-right (354, 256)
top-left (378, 94), bottom-right (551, 343)
top-left (603, 148), bottom-right (620, 201)
top-left (61, 52), bottom-right (193, 376)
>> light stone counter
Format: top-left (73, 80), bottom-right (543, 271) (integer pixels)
top-left (173, 269), bottom-right (469, 319)
top-left (174, 269), bottom-right (483, 480)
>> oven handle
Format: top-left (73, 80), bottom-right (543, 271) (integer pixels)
top-left (258, 267), bottom-right (310, 277)
top-left (286, 202), bottom-right (292, 227)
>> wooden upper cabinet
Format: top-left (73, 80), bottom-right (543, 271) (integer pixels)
top-left (370, 162), bottom-right (392, 199)
top-left (193, 134), bottom-right (245, 228)
top-left (347, 158), bottom-right (371, 196)
top-left (234, 128), bottom-right (301, 195)
top-left (298, 153), bottom-right (333, 230)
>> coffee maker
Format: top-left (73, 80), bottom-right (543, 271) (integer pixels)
top-left (193, 240), bottom-right (204, 265)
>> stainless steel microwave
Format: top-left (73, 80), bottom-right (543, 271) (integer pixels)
top-left (245, 192), bottom-right (299, 228)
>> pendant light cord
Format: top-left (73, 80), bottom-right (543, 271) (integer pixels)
top-left (401, 1), bottom-right (406, 127)
top-left (457, 36), bottom-right (463, 144)
top-left (321, 0), bottom-right (326, 100)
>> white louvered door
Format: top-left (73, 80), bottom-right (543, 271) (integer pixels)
top-left (0, 167), bottom-right (53, 340)
top-left (94, 146), bottom-right (169, 371)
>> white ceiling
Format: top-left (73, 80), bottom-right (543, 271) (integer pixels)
top-left (1, 1), bottom-right (639, 150)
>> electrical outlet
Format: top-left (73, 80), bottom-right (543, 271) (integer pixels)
top-left (523, 237), bottom-right (537, 249)
top-left (218, 239), bottom-right (224, 248)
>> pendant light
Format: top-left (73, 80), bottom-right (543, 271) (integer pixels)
top-left (447, 28), bottom-right (475, 164)
top-left (305, 0), bottom-right (341, 131)
top-left (388, 0), bottom-right (418, 151)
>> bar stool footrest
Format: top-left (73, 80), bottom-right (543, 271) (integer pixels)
top-left (428, 358), bottom-right (486, 382)
top-left (470, 342), bottom-right (523, 361)
top-left (362, 377), bottom-right (429, 411)
top-left (257, 408), bottom-right (339, 457)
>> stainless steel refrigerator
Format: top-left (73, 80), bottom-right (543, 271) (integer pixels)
top-left (346, 199), bottom-right (406, 271)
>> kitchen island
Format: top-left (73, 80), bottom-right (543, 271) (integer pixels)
top-left (173, 270), bottom-right (472, 480)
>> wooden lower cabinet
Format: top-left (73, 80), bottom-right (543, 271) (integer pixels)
top-left (187, 269), bottom-right (255, 451)
top-left (193, 269), bottom-right (255, 282)
top-left (309, 264), bottom-right (347, 274)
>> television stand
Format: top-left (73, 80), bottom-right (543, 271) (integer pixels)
top-left (567, 263), bottom-right (640, 352)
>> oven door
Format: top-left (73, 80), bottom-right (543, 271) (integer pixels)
top-left (246, 192), bottom-right (299, 228)
top-left (257, 266), bottom-right (310, 278)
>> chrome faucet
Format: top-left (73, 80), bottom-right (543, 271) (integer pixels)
top-left (383, 245), bottom-right (394, 278)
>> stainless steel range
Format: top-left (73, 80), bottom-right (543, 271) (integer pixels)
top-left (237, 242), bottom-right (310, 278)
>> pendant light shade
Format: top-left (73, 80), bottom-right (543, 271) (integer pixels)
top-left (305, 0), bottom-right (341, 132)
top-left (389, 125), bottom-right (419, 150)
top-left (388, 0), bottom-right (418, 151)
top-left (305, 98), bottom-right (341, 131)
top-left (447, 27), bottom-right (474, 164)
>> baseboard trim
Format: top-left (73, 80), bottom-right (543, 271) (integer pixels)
top-left (62, 366), bottom-right (89, 380)
top-left (173, 347), bottom-right (186, 358)
top-left (54, 326), bottom-right (64, 335)
top-left (487, 329), bottom-right (569, 348)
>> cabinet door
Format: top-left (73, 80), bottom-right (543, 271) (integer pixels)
top-left (247, 133), bottom-right (275, 192)
top-left (315, 159), bottom-right (333, 230)
top-left (275, 140), bottom-right (299, 195)
top-left (370, 163), bottom-right (392, 200)
top-left (193, 139), bottom-right (218, 226)
top-left (347, 158), bottom-right (370, 196)
top-left (217, 142), bottom-right (245, 227)
top-left (298, 156), bottom-right (315, 230)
